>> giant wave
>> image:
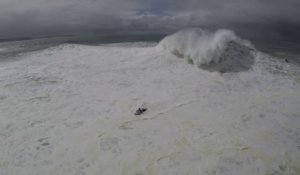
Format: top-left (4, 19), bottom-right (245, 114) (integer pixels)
top-left (159, 28), bottom-right (256, 73)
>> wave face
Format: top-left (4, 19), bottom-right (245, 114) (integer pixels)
top-left (159, 28), bottom-right (255, 72)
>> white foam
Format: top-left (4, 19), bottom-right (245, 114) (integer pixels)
top-left (100, 42), bottom-right (158, 48)
top-left (0, 40), bottom-right (300, 175)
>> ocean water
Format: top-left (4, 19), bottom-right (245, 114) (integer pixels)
top-left (253, 39), bottom-right (300, 65)
top-left (0, 33), bottom-right (299, 65)
top-left (1, 29), bottom-right (300, 175)
top-left (0, 34), bottom-right (166, 61)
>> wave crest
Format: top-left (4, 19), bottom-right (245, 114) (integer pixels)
top-left (159, 28), bottom-right (255, 72)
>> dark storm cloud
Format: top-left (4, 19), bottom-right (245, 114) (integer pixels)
top-left (1, 0), bottom-right (300, 39)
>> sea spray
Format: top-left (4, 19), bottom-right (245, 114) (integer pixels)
top-left (159, 28), bottom-right (255, 72)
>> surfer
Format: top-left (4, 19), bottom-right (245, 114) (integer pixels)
top-left (135, 108), bottom-right (147, 115)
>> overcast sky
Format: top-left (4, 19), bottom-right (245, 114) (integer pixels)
top-left (1, 0), bottom-right (300, 39)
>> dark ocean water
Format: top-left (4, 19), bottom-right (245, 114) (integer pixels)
top-left (0, 34), bottom-right (299, 65)
top-left (252, 39), bottom-right (300, 65)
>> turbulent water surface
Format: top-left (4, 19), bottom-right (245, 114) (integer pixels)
top-left (0, 29), bottom-right (300, 175)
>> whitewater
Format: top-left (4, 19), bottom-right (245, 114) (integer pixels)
top-left (0, 29), bottom-right (300, 175)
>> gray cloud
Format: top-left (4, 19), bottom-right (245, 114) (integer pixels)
top-left (1, 0), bottom-right (300, 40)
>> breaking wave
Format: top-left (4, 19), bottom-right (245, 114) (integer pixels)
top-left (159, 28), bottom-right (256, 72)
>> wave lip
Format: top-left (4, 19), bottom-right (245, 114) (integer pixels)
top-left (159, 28), bottom-right (255, 73)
